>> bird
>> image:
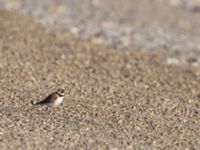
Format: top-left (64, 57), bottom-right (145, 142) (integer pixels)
top-left (32, 88), bottom-right (64, 112)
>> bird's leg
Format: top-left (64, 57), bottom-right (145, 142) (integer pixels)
top-left (51, 107), bottom-right (57, 113)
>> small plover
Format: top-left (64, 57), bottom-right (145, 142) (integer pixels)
top-left (32, 88), bottom-right (64, 112)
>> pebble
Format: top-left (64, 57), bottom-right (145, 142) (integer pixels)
top-left (166, 57), bottom-right (180, 65)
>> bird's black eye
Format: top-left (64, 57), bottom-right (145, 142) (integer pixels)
top-left (59, 89), bottom-right (64, 93)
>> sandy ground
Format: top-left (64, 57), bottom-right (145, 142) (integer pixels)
top-left (0, 11), bottom-right (200, 149)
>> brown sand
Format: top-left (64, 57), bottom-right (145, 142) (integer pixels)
top-left (0, 11), bottom-right (200, 149)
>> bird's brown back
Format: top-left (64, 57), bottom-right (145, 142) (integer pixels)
top-left (36, 93), bottom-right (59, 105)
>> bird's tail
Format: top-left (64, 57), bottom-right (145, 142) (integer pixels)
top-left (31, 100), bottom-right (35, 105)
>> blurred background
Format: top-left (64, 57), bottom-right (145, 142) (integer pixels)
top-left (0, 0), bottom-right (200, 64)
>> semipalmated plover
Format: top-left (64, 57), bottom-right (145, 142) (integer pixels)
top-left (32, 88), bottom-right (64, 112)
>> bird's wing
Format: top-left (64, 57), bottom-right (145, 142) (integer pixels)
top-left (35, 93), bottom-right (58, 105)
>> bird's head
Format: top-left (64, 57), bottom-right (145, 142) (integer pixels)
top-left (56, 88), bottom-right (64, 96)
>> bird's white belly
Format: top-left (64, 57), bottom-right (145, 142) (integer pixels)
top-left (53, 97), bottom-right (63, 107)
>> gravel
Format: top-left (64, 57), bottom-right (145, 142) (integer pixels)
top-left (0, 11), bottom-right (200, 149)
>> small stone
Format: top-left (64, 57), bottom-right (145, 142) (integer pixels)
top-left (118, 120), bottom-right (123, 124)
top-left (166, 57), bottom-right (180, 65)
top-left (61, 54), bottom-right (65, 59)
top-left (70, 27), bottom-right (79, 35)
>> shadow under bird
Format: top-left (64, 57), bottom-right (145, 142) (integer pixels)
top-left (32, 88), bottom-right (64, 112)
